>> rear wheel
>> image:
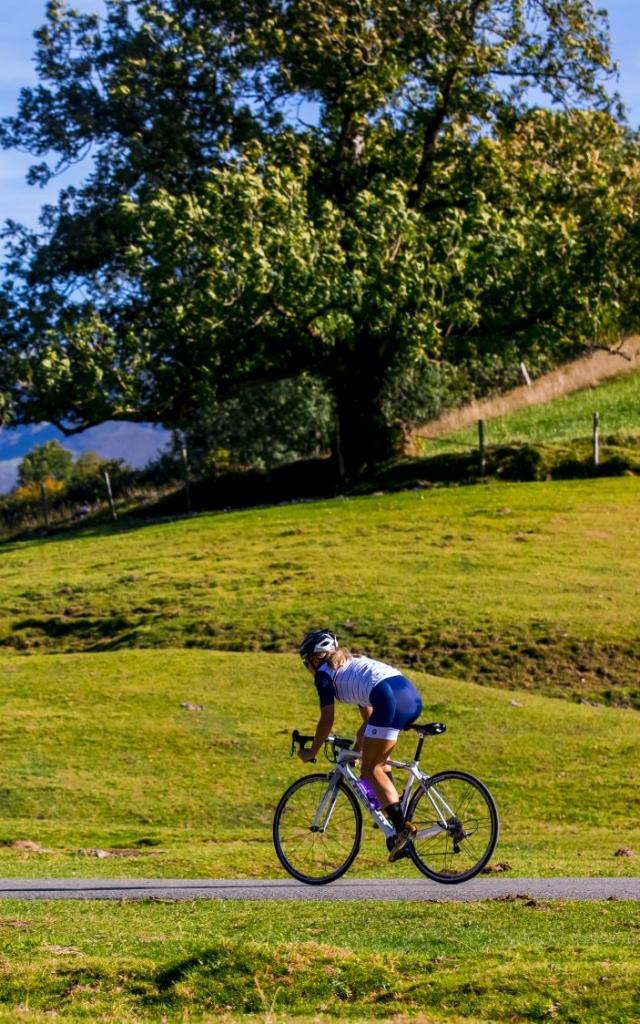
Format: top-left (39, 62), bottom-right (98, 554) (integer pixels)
top-left (273, 773), bottom-right (362, 885)
top-left (408, 769), bottom-right (499, 883)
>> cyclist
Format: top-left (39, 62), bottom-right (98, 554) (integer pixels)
top-left (298, 628), bottom-right (423, 862)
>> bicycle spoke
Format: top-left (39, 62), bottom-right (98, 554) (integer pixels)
top-left (275, 777), bottom-right (361, 883)
top-left (453, 786), bottom-right (477, 819)
top-left (460, 835), bottom-right (481, 862)
top-left (442, 832), bottom-right (450, 872)
top-left (409, 772), bottom-right (498, 883)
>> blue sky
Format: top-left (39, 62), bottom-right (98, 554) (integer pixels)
top-left (1, 1), bottom-right (639, 492)
top-left (0, 0), bottom-right (172, 491)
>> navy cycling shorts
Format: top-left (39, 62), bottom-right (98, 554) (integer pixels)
top-left (363, 675), bottom-right (422, 741)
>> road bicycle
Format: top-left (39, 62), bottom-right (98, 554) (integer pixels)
top-left (273, 721), bottom-right (499, 885)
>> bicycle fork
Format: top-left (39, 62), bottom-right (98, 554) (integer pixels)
top-left (412, 773), bottom-right (461, 843)
top-left (309, 775), bottom-right (341, 833)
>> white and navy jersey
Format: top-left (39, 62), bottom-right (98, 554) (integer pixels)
top-left (314, 656), bottom-right (400, 708)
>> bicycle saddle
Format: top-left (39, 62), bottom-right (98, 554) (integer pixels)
top-left (405, 721), bottom-right (447, 735)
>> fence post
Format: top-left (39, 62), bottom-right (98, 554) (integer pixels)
top-left (334, 414), bottom-right (346, 481)
top-left (104, 469), bottom-right (118, 521)
top-left (592, 412), bottom-right (600, 468)
top-left (181, 445), bottom-right (191, 513)
top-left (519, 362), bottom-right (532, 386)
top-left (478, 419), bottom-right (486, 477)
top-left (39, 480), bottom-right (50, 529)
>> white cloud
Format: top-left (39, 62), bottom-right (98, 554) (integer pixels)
top-left (0, 457), bottom-right (21, 495)
top-left (66, 421), bottom-right (172, 467)
top-left (0, 428), bottom-right (23, 450)
top-left (0, 422), bottom-right (172, 494)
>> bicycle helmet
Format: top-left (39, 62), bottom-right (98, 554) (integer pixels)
top-left (299, 628), bottom-right (338, 667)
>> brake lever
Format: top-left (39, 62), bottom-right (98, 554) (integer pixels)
top-left (290, 729), bottom-right (316, 762)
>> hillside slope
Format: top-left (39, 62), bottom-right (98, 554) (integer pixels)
top-left (0, 649), bottom-right (637, 879)
top-left (421, 360), bottom-right (640, 458)
top-left (1, 478), bottom-right (639, 705)
top-left (413, 336), bottom-right (640, 442)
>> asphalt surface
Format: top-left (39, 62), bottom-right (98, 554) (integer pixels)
top-left (0, 877), bottom-right (638, 901)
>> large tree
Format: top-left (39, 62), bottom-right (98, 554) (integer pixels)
top-left (1, 0), bottom-right (638, 473)
top-left (17, 438), bottom-right (73, 487)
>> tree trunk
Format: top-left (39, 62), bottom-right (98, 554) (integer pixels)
top-left (332, 361), bottom-right (402, 478)
top-left (39, 480), bottom-right (50, 530)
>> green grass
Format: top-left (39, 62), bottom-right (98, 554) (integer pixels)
top-left (423, 370), bottom-right (640, 455)
top-left (0, 478), bottom-right (638, 1024)
top-left (0, 649), bottom-right (638, 880)
top-left (0, 898), bottom-right (637, 1022)
top-left (1, 478), bottom-right (640, 704)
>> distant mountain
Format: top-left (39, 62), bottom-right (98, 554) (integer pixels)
top-left (0, 421), bottom-right (171, 494)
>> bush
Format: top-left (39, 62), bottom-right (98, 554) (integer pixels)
top-left (383, 347), bottom-right (559, 428)
top-left (169, 375), bottom-right (334, 479)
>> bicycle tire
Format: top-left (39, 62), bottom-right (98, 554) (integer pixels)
top-left (408, 769), bottom-right (499, 884)
top-left (273, 773), bottom-right (363, 885)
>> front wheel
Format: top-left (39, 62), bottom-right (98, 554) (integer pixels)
top-left (408, 769), bottom-right (499, 884)
top-left (273, 773), bottom-right (363, 885)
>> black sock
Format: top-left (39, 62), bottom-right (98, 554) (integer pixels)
top-left (384, 801), bottom-right (405, 832)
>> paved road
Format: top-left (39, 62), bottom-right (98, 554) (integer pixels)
top-left (0, 878), bottom-right (638, 901)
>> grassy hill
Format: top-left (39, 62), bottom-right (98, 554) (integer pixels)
top-left (0, 897), bottom-right (637, 1023)
top-left (0, 648), bottom-right (638, 880)
top-left (422, 368), bottom-right (640, 455)
top-left (1, 478), bottom-right (639, 706)
top-left (0, 646), bottom-right (638, 1022)
top-left (1, 477), bottom-right (639, 1023)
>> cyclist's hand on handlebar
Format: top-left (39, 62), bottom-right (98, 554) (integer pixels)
top-left (298, 748), bottom-right (316, 763)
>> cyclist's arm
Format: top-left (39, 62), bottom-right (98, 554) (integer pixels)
top-left (300, 669), bottom-right (336, 760)
top-left (354, 705), bottom-right (373, 751)
top-left (301, 704), bottom-right (333, 761)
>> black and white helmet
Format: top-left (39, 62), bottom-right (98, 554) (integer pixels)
top-left (299, 629), bottom-right (338, 667)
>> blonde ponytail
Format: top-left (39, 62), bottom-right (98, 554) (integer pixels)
top-left (325, 647), bottom-right (352, 670)
top-left (308, 646), bottom-right (352, 671)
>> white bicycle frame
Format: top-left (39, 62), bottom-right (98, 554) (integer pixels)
top-left (310, 741), bottom-right (457, 842)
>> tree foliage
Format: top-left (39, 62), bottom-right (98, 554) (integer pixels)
top-left (172, 375), bottom-right (334, 475)
top-left (17, 439), bottom-right (74, 486)
top-left (1, 0), bottom-right (638, 472)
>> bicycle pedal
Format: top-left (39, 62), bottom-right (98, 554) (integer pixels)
top-left (386, 836), bottom-right (411, 860)
top-left (389, 846), bottom-right (411, 861)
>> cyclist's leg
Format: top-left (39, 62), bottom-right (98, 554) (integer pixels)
top-left (361, 733), bottom-right (411, 859)
top-left (360, 735), bottom-right (398, 806)
top-left (364, 676), bottom-right (423, 860)
top-left (362, 687), bottom-right (407, 840)
top-left (361, 680), bottom-right (400, 802)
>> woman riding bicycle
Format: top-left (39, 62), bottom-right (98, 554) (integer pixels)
top-left (298, 628), bottom-right (423, 861)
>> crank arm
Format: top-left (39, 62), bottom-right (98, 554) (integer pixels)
top-left (415, 825), bottom-right (447, 840)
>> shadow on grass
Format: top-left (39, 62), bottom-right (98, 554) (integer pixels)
top-left (0, 515), bottom-right (194, 553)
top-left (7, 614), bottom-right (143, 651)
top-left (155, 947), bottom-right (243, 992)
top-left (151, 940), bottom-right (375, 1015)
top-left (153, 943), bottom-right (277, 1015)
top-left (2, 441), bottom-right (639, 550)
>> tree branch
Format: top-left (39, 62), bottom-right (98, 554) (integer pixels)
top-left (409, 0), bottom-right (486, 209)
top-left (409, 64), bottom-right (459, 208)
